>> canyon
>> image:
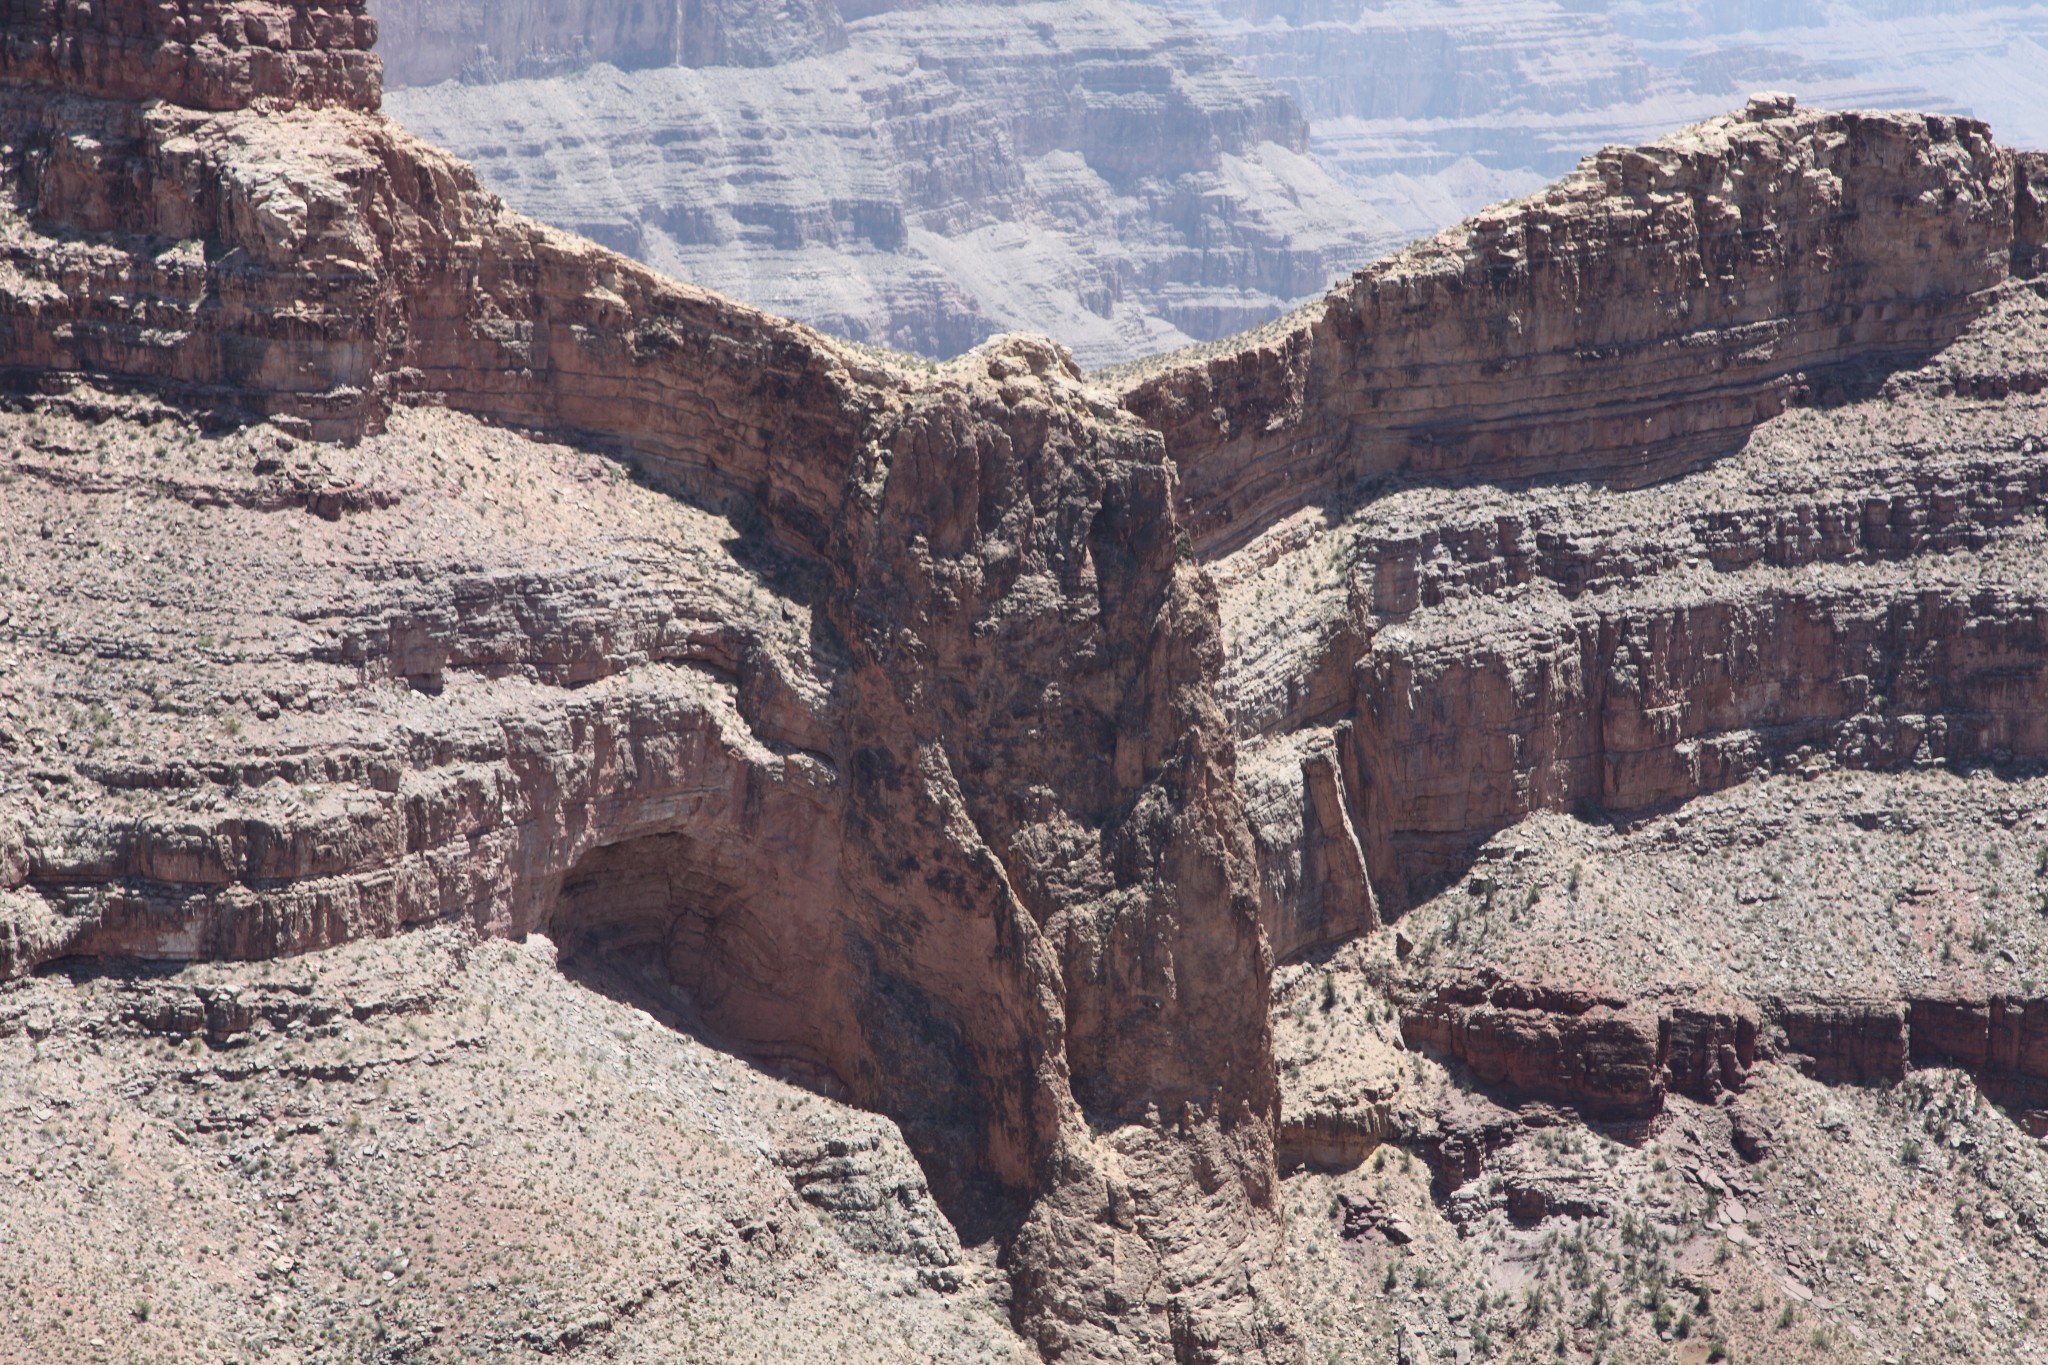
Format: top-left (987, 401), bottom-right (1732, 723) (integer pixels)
top-left (3, 3), bottom-right (2048, 1364)
top-left (1157, 0), bottom-right (2048, 235)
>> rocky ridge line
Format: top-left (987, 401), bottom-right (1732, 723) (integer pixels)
top-left (1124, 94), bottom-right (2032, 554)
top-left (0, 13), bottom-right (1290, 1360)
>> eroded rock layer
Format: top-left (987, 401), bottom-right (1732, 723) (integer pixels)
top-left (0, 0), bottom-right (381, 110)
top-left (0, 16), bottom-right (1289, 1361)
top-left (1124, 95), bottom-right (2017, 552)
top-left (6, 5), bottom-right (2048, 1364)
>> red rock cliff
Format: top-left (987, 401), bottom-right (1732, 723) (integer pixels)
top-left (1125, 95), bottom-right (2018, 554)
top-left (6, 7), bottom-right (2048, 1362)
top-left (0, 8), bottom-right (1292, 1360)
top-left (0, 0), bottom-right (381, 110)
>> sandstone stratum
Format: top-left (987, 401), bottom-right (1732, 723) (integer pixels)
top-left (3, 4), bottom-right (2048, 1363)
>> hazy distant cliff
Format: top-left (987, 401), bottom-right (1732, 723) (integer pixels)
top-left (372, 0), bottom-right (1403, 365)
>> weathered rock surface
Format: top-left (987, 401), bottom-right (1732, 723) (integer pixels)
top-left (0, 0), bottom-right (382, 112)
top-left (9, 4), bottom-right (2048, 1364)
top-left (1123, 99), bottom-right (2017, 552)
top-left (372, 0), bottom-right (847, 85)
top-left (0, 928), bottom-right (1038, 1364)
top-left (0, 13), bottom-right (1291, 1360)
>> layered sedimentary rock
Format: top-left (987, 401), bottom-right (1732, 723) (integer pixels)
top-left (376, 0), bottom-right (1401, 365)
top-left (8, 4), bottom-right (2048, 1363)
top-left (1200, 0), bottom-right (1653, 127)
top-left (0, 16), bottom-right (1293, 1360)
top-left (1124, 96), bottom-right (2015, 553)
top-left (0, 0), bottom-right (382, 111)
top-left (1195, 197), bottom-right (2048, 1217)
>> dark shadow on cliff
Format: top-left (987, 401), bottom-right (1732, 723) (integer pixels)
top-left (551, 880), bottom-right (1031, 1252)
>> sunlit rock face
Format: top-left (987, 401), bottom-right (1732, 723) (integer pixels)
top-left (7, 5), bottom-right (2048, 1364)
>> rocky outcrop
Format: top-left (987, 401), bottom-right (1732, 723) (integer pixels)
top-left (2020, 150), bottom-right (2048, 279)
top-left (0, 0), bottom-right (381, 111)
top-left (1773, 998), bottom-right (1910, 1086)
top-left (8, 3), bottom-right (2048, 1360)
top-left (1355, 571), bottom-right (2048, 905)
top-left (0, 10), bottom-right (1300, 1359)
top-left (1909, 996), bottom-right (2048, 1114)
top-left (1126, 99), bottom-right (2014, 553)
top-left (1399, 977), bottom-right (1756, 1119)
top-left (1398, 981), bottom-right (2048, 1130)
top-left (0, 78), bottom-right (877, 537)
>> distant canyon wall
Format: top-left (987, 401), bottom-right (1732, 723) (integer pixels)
top-left (370, 0), bottom-right (846, 85)
top-left (368, 0), bottom-right (1400, 364)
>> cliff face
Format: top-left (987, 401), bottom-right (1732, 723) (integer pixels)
top-left (0, 19), bottom-right (1291, 1360)
top-left (0, 0), bottom-right (382, 111)
top-left (1182, 103), bottom-right (2048, 1284)
top-left (1210, 0), bottom-right (1653, 125)
top-left (6, 6), bottom-right (2048, 1364)
top-left (1124, 97), bottom-right (2014, 554)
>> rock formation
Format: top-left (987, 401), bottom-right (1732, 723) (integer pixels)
top-left (0, 0), bottom-right (381, 110)
top-left (6, 4), bottom-right (2048, 1364)
top-left (1123, 95), bottom-right (2016, 553)
top-left (1, 12), bottom-right (1290, 1358)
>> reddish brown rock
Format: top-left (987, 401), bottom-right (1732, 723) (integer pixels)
top-left (0, 0), bottom-right (381, 111)
top-left (0, 8), bottom-right (1297, 1358)
top-left (1398, 975), bottom-right (1725, 1119)
top-left (9, 5), bottom-right (2048, 1361)
top-left (1771, 998), bottom-right (1909, 1086)
top-left (1126, 99), bottom-right (2017, 554)
top-left (1911, 996), bottom-right (2048, 1121)
top-left (1342, 548), bottom-right (2048, 909)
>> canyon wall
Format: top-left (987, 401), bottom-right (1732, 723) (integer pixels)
top-left (1125, 97), bottom-right (2015, 554)
top-left (370, 0), bottom-right (847, 85)
top-left (6, 3), bottom-right (2048, 1359)
top-left (0, 16), bottom-right (1301, 1360)
top-left (1149, 0), bottom-right (2046, 239)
